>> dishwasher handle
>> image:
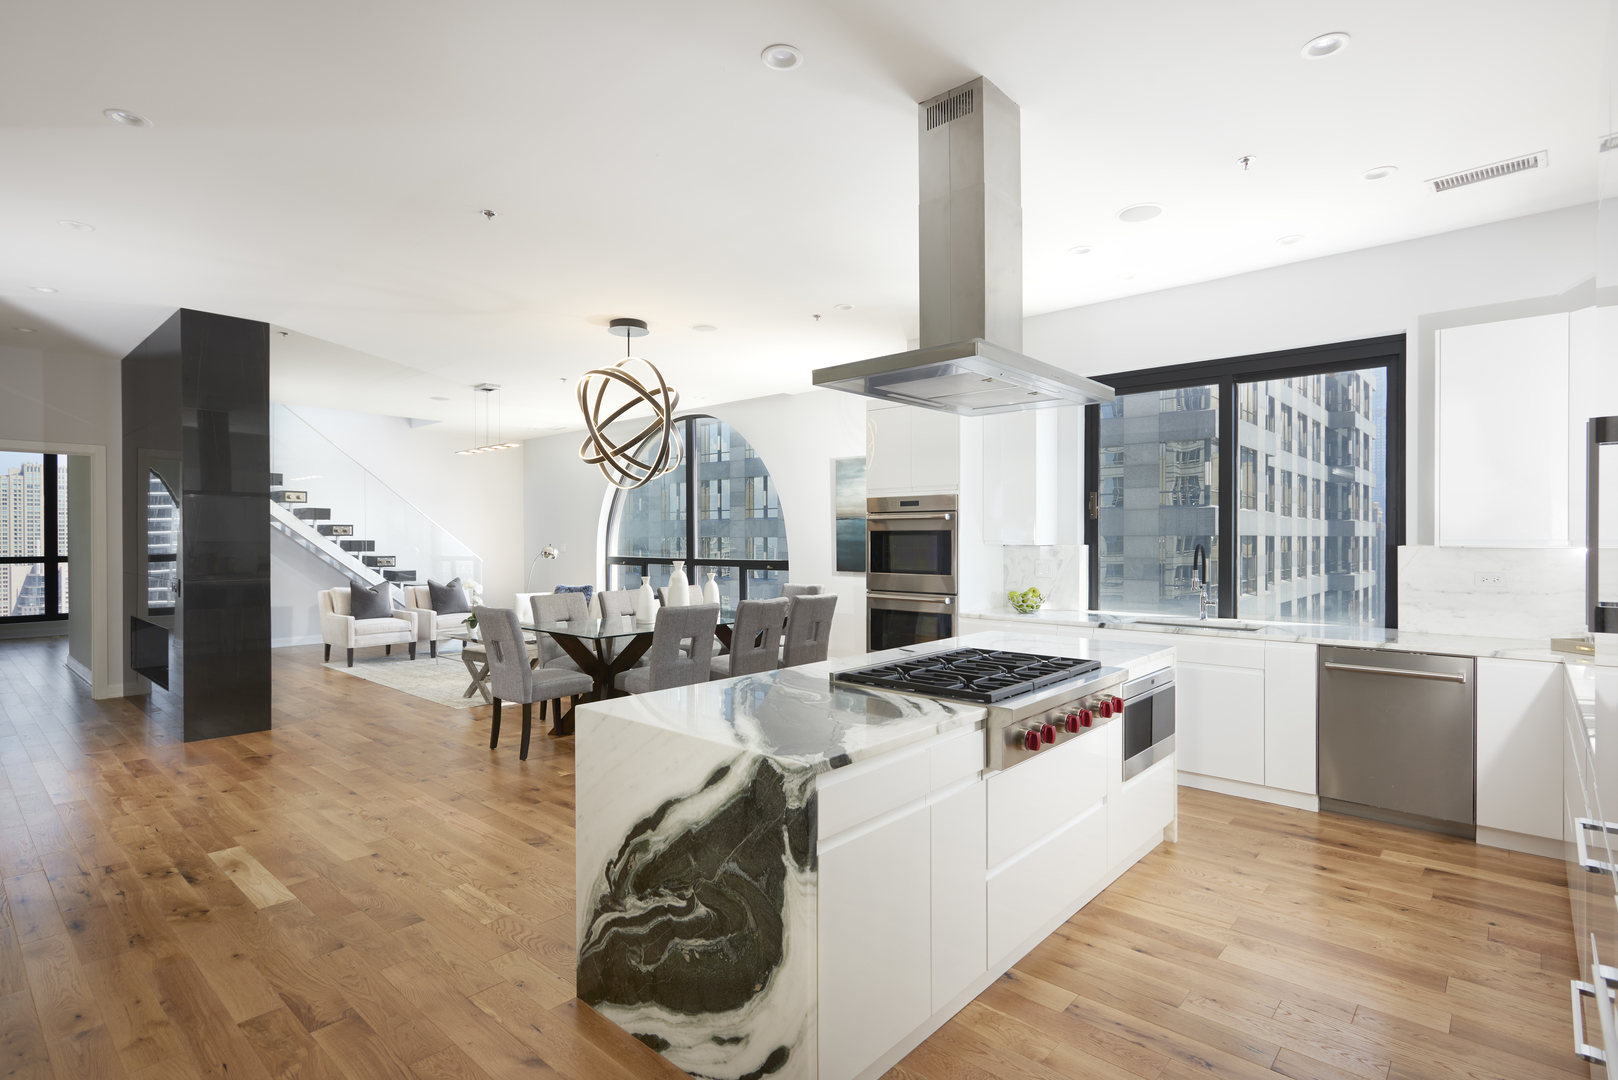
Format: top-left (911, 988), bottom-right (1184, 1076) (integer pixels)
top-left (1322, 660), bottom-right (1467, 684)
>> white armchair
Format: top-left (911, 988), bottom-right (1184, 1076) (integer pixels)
top-left (319, 588), bottom-right (418, 667)
top-left (404, 584), bottom-right (475, 658)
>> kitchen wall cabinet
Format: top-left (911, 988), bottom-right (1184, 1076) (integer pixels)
top-left (1477, 657), bottom-right (1564, 841)
top-left (866, 402), bottom-right (960, 495)
top-left (1264, 642), bottom-right (1318, 795)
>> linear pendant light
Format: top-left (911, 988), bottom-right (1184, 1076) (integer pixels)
top-left (456, 383), bottom-right (521, 454)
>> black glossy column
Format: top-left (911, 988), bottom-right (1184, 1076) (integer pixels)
top-left (123, 309), bottom-right (271, 741)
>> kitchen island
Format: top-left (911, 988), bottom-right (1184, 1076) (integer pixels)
top-left (573, 631), bottom-right (1176, 1080)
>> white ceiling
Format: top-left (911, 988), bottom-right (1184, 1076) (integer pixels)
top-left (0, 0), bottom-right (1603, 438)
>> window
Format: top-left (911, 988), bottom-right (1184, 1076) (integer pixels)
top-left (0, 453), bottom-right (68, 623)
top-left (606, 416), bottom-right (788, 614)
top-left (1087, 336), bottom-right (1402, 628)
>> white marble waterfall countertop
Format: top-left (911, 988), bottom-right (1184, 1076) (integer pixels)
top-left (574, 631), bottom-right (1176, 774)
top-left (963, 607), bottom-right (1618, 667)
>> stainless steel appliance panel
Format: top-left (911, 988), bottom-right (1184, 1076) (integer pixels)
top-left (1121, 668), bottom-right (1176, 781)
top-left (1317, 646), bottom-right (1476, 835)
top-left (866, 592), bottom-right (955, 651)
top-left (866, 494), bottom-right (958, 596)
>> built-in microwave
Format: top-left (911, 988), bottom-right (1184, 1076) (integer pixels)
top-left (866, 494), bottom-right (957, 596)
top-left (867, 591), bottom-right (955, 652)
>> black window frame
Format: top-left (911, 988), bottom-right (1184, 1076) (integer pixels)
top-left (603, 414), bottom-right (789, 602)
top-left (1084, 334), bottom-right (1406, 626)
top-left (0, 453), bottom-right (67, 624)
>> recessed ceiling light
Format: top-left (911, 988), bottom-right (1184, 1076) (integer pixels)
top-left (1068, 246), bottom-right (1092, 255)
top-left (13, 328), bottom-right (38, 333)
top-left (834, 304), bottom-right (854, 311)
top-left (1278, 234), bottom-right (1304, 245)
top-left (430, 396), bottom-right (449, 401)
top-left (691, 324), bottom-right (718, 332)
top-left (1301, 32), bottom-right (1351, 59)
top-left (761, 44), bottom-right (802, 70)
top-left (29, 286), bottom-right (57, 293)
top-left (1362, 165), bottom-right (1398, 181)
top-left (103, 108), bottom-right (151, 127)
top-left (58, 220), bottom-right (94, 231)
top-left (1116, 204), bottom-right (1163, 223)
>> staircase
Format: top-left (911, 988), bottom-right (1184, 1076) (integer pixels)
top-left (269, 476), bottom-right (417, 603)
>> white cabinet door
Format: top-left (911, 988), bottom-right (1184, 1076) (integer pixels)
top-left (1264, 642), bottom-right (1317, 795)
top-left (931, 781), bottom-right (986, 1011)
top-left (985, 802), bottom-right (1106, 965)
top-left (819, 802), bottom-right (931, 1080)
top-left (866, 405), bottom-right (912, 494)
top-left (1176, 662), bottom-right (1265, 785)
top-left (1477, 657), bottom-right (1564, 840)
top-left (910, 408), bottom-right (961, 491)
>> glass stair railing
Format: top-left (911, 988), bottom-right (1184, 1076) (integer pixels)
top-left (269, 404), bottom-right (482, 603)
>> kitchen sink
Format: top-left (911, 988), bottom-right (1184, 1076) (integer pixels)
top-left (1095, 613), bottom-right (1268, 633)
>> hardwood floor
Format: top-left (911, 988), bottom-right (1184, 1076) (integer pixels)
top-left (0, 636), bottom-right (1585, 1080)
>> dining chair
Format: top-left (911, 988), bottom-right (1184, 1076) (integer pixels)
top-left (599, 589), bottom-right (639, 617)
top-left (529, 593), bottom-right (586, 672)
top-left (475, 607), bottom-right (593, 758)
top-left (780, 593), bottom-right (837, 668)
top-left (781, 583), bottom-right (824, 597)
top-left (710, 597), bottom-right (789, 680)
top-left (614, 603), bottom-right (719, 694)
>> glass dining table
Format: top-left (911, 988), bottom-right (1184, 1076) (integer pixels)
top-left (521, 613), bottom-right (737, 734)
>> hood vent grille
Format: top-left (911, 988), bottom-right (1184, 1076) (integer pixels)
top-left (1427, 150), bottom-right (1547, 192)
top-left (925, 88), bottom-right (974, 130)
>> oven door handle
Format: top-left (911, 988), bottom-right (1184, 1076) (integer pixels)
top-left (867, 512), bottom-right (954, 521)
top-left (867, 592), bottom-right (954, 604)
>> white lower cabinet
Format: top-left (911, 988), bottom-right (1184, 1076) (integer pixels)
top-left (1263, 642), bottom-right (1317, 795)
top-left (1109, 752), bottom-right (1176, 865)
top-left (930, 781), bottom-right (986, 1010)
top-left (1477, 657), bottom-right (1564, 840)
top-left (1175, 661), bottom-right (1265, 785)
top-left (819, 802), bottom-right (932, 1080)
top-left (985, 801), bottom-right (1106, 964)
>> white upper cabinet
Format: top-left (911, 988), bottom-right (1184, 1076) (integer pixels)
top-left (866, 402), bottom-right (960, 495)
top-left (1436, 312), bottom-right (1569, 546)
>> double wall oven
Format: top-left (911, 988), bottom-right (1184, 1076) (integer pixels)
top-left (866, 494), bottom-right (957, 650)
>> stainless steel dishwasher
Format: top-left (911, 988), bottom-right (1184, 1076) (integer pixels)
top-left (1317, 646), bottom-right (1476, 837)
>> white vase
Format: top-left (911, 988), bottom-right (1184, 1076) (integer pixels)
top-left (669, 561), bottom-right (690, 607)
top-left (702, 572), bottom-right (720, 606)
top-left (635, 579), bottom-right (656, 622)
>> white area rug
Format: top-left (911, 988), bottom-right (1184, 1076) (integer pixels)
top-left (323, 644), bottom-right (485, 709)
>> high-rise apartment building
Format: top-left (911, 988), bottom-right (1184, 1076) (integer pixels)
top-left (0, 458), bottom-right (67, 618)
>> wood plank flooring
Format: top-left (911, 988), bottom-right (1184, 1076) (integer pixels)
top-left (0, 636), bottom-right (1585, 1080)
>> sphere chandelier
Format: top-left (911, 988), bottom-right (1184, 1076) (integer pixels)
top-left (576, 318), bottom-right (683, 490)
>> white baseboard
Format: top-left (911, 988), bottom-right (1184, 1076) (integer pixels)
top-left (1476, 825), bottom-right (1571, 860)
top-left (273, 635), bottom-right (323, 649)
top-left (64, 655), bottom-right (92, 687)
top-left (1178, 771), bottom-right (1320, 812)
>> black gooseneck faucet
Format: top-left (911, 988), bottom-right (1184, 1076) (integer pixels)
top-left (1192, 543), bottom-right (1210, 620)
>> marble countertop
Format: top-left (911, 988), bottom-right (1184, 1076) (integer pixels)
top-left (574, 631), bottom-right (1175, 773)
top-left (963, 607), bottom-right (1618, 667)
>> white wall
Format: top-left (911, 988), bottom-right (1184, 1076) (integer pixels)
top-left (0, 345), bottom-right (123, 694)
top-left (523, 390), bottom-right (869, 657)
top-left (270, 405), bottom-right (525, 647)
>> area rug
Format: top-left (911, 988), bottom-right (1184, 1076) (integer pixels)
top-left (322, 644), bottom-right (485, 709)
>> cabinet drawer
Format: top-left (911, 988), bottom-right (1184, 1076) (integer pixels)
top-left (818, 747), bottom-right (931, 840)
top-left (986, 801), bottom-right (1106, 965)
top-left (986, 729), bottom-right (1106, 867)
top-left (1108, 752), bottom-right (1175, 866)
top-left (931, 729), bottom-right (985, 789)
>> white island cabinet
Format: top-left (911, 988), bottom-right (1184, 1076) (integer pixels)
top-left (574, 631), bottom-right (1176, 1080)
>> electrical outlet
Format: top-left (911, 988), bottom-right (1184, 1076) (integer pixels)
top-left (1474, 571), bottom-right (1505, 588)
top-left (1035, 560), bottom-right (1055, 577)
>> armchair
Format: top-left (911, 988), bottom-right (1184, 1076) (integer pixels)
top-left (319, 588), bottom-right (418, 667)
top-left (404, 583), bottom-right (475, 658)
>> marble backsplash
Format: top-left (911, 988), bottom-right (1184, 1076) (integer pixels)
top-left (1397, 545), bottom-right (1586, 640)
top-left (1005, 545), bottom-right (1087, 610)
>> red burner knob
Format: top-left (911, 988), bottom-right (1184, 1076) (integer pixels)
top-left (1024, 729), bottom-right (1041, 752)
top-left (1065, 713), bottom-right (1080, 733)
top-left (1111, 695), bottom-right (1125, 711)
top-left (1041, 723), bottom-right (1058, 745)
top-left (1078, 708), bottom-right (1094, 728)
top-left (1098, 700), bottom-right (1113, 718)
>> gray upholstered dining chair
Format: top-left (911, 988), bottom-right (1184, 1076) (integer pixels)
top-left (781, 583), bottom-right (823, 597)
top-left (614, 603), bottom-right (719, 694)
top-left (529, 593), bottom-right (586, 672)
top-left (475, 607), bottom-right (593, 758)
top-left (780, 593), bottom-right (837, 668)
top-left (710, 597), bottom-right (789, 681)
top-left (598, 589), bottom-right (639, 617)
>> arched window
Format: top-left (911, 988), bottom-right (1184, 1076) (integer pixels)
top-left (605, 415), bottom-right (787, 614)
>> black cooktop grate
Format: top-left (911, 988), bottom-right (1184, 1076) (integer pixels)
top-left (834, 647), bottom-right (1103, 704)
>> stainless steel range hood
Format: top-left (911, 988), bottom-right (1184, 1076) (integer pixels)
top-left (812, 77), bottom-right (1113, 415)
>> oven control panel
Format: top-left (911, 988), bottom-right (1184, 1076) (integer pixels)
top-left (992, 686), bottom-right (1126, 772)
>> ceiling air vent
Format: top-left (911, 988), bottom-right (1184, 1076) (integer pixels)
top-left (1426, 150), bottom-right (1547, 193)
top-left (925, 88), bottom-right (974, 130)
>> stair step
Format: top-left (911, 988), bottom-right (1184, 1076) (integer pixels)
top-left (382, 570), bottom-right (416, 582)
top-left (317, 524), bottom-right (355, 537)
top-left (362, 555), bottom-right (397, 568)
top-left (292, 507), bottom-right (331, 521)
top-left (272, 490), bottom-right (308, 504)
top-left (339, 540), bottom-right (375, 552)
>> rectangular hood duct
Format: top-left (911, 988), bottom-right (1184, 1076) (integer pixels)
top-left (812, 77), bottom-right (1113, 415)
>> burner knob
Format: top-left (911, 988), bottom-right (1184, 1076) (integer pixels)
top-left (1110, 695), bottom-right (1125, 711)
top-left (1065, 713), bottom-right (1080, 733)
top-left (1078, 708), bottom-right (1094, 728)
top-left (1023, 729), bottom-right (1042, 752)
top-left (1097, 700), bottom-right (1113, 718)
top-left (1040, 723), bottom-right (1057, 745)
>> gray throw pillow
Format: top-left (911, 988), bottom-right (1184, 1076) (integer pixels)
top-left (427, 577), bottom-right (470, 614)
top-left (349, 581), bottom-right (392, 619)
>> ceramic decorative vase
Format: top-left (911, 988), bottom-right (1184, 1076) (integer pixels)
top-left (669, 561), bottom-right (691, 607)
top-left (702, 572), bottom-right (720, 605)
top-left (635, 579), bottom-right (656, 622)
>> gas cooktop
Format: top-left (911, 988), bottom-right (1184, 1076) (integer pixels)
top-left (834, 648), bottom-right (1103, 704)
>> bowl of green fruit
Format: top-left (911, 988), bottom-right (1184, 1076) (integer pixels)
top-left (1007, 587), bottom-right (1045, 615)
